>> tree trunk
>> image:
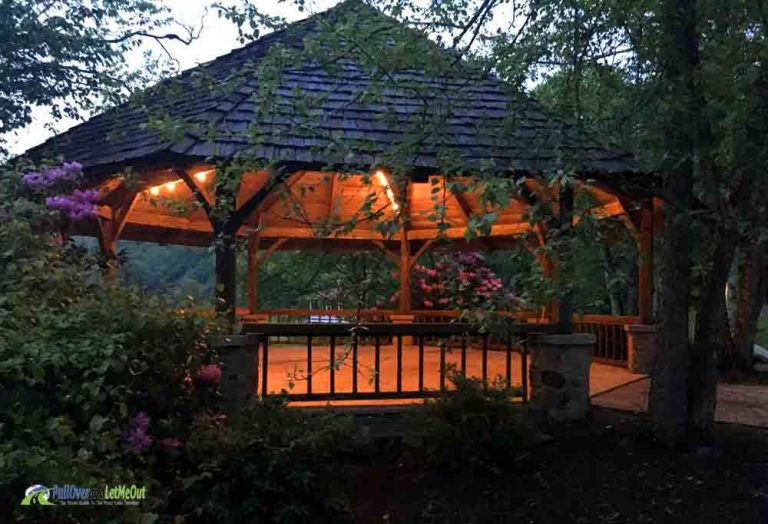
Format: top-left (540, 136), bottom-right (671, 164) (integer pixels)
top-left (731, 244), bottom-right (766, 370)
top-left (648, 0), bottom-right (699, 448)
top-left (649, 179), bottom-right (691, 447)
top-left (688, 237), bottom-right (736, 443)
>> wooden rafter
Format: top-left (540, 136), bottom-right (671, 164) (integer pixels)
top-left (325, 172), bottom-right (340, 226)
top-left (253, 238), bottom-right (289, 268)
top-left (409, 238), bottom-right (436, 270)
top-left (232, 166), bottom-right (299, 226)
top-left (175, 168), bottom-right (213, 217)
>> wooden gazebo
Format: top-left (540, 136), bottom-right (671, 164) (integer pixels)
top-left (27, 1), bottom-right (659, 396)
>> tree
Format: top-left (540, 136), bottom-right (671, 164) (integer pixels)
top-left (0, 0), bottom-right (199, 149)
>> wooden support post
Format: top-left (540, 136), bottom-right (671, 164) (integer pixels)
top-left (638, 201), bottom-right (654, 323)
top-left (214, 227), bottom-right (238, 323)
top-left (247, 232), bottom-right (261, 314)
top-left (556, 184), bottom-right (574, 333)
top-left (399, 180), bottom-right (411, 314)
top-left (399, 225), bottom-right (411, 314)
top-left (96, 186), bottom-right (137, 279)
top-left (246, 237), bottom-right (288, 314)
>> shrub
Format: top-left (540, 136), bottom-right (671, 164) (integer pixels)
top-left (182, 397), bottom-right (354, 524)
top-left (405, 370), bottom-right (529, 475)
top-left (0, 164), bottom-right (222, 521)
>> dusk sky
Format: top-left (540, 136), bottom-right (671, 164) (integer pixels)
top-left (7, 0), bottom-right (339, 155)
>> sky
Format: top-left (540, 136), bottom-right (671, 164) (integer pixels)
top-left (6, 0), bottom-right (339, 156)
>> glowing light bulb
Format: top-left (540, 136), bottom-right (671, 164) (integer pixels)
top-left (372, 169), bottom-right (400, 211)
top-left (166, 181), bottom-right (178, 191)
top-left (194, 170), bottom-right (211, 182)
top-left (374, 170), bottom-right (388, 186)
top-left (149, 186), bottom-right (160, 196)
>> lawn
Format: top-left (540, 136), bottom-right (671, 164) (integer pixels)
top-left (352, 408), bottom-right (768, 523)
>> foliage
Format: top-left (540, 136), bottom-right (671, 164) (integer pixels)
top-left (405, 369), bottom-right (528, 475)
top-left (182, 397), bottom-right (354, 524)
top-left (0, 164), bottom-right (222, 521)
top-left (399, 251), bottom-right (517, 311)
top-left (0, 0), bottom-right (194, 146)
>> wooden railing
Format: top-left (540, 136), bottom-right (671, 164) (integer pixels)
top-left (574, 314), bottom-right (639, 364)
top-left (239, 309), bottom-right (641, 366)
top-left (241, 322), bottom-right (554, 402)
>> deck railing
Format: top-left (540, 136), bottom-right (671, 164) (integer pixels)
top-left (574, 314), bottom-right (639, 364)
top-left (239, 310), bottom-right (640, 367)
top-left (241, 322), bottom-right (554, 402)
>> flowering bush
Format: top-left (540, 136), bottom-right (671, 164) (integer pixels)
top-left (391, 251), bottom-right (517, 312)
top-left (0, 164), bottom-right (225, 521)
top-left (196, 363), bottom-right (222, 384)
top-left (20, 161), bottom-right (99, 220)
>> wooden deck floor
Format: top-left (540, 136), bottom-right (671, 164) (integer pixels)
top-left (257, 342), bottom-right (644, 406)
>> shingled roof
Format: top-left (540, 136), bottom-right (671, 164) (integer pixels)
top-left (26, 0), bottom-right (639, 177)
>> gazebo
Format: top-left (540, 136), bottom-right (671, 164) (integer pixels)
top-left (27, 0), bottom-right (660, 407)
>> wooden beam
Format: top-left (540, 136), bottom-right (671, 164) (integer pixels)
top-left (325, 172), bottom-right (340, 227)
top-left (370, 239), bottom-right (400, 265)
top-left (231, 165), bottom-right (297, 226)
top-left (174, 168), bottom-right (213, 216)
top-left (249, 171), bottom-right (308, 221)
top-left (253, 238), bottom-right (289, 268)
top-left (638, 202), bottom-right (654, 323)
top-left (399, 180), bottom-right (411, 314)
top-left (408, 222), bottom-right (531, 240)
top-left (119, 210), bottom-right (213, 233)
top-left (409, 238), bottom-right (436, 270)
top-left (96, 185), bottom-right (138, 277)
top-left (247, 231), bottom-right (262, 313)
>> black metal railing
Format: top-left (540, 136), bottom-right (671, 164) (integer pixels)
top-left (242, 322), bottom-right (554, 402)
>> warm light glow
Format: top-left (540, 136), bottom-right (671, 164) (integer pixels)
top-left (373, 169), bottom-right (400, 211)
top-left (146, 177), bottom-right (186, 196)
top-left (194, 169), bottom-right (212, 182)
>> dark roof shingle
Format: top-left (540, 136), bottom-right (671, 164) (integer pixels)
top-left (26, 0), bottom-right (639, 176)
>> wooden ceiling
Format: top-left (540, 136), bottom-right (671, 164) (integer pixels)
top-left (80, 166), bottom-right (635, 251)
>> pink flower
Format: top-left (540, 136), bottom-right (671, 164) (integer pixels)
top-left (197, 364), bottom-right (222, 384)
top-left (423, 300), bottom-right (434, 308)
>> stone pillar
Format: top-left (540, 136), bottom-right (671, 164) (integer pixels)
top-left (624, 324), bottom-right (658, 374)
top-left (209, 334), bottom-right (260, 410)
top-left (530, 333), bottom-right (594, 422)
